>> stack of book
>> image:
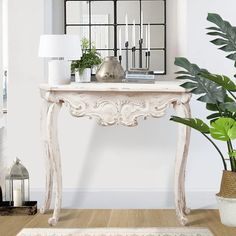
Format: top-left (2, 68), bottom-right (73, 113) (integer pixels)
top-left (125, 69), bottom-right (155, 83)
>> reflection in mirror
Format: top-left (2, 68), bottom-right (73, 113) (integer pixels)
top-left (91, 1), bottom-right (114, 24)
top-left (66, 1), bottom-right (89, 24)
top-left (65, 0), bottom-right (166, 75)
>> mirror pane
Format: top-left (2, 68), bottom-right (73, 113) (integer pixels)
top-left (66, 1), bottom-right (89, 24)
top-left (149, 25), bottom-right (164, 48)
top-left (91, 1), bottom-right (114, 24)
top-left (117, 1), bottom-right (140, 24)
top-left (66, 26), bottom-right (89, 40)
top-left (91, 26), bottom-right (114, 50)
top-left (148, 50), bottom-right (165, 73)
top-left (142, 0), bottom-right (164, 24)
top-left (117, 25), bottom-right (140, 50)
top-left (96, 50), bottom-right (114, 61)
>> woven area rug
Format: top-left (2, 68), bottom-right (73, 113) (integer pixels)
top-left (17, 227), bottom-right (214, 236)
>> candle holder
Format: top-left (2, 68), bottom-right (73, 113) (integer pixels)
top-left (131, 47), bottom-right (136, 68)
top-left (5, 158), bottom-right (30, 206)
top-left (119, 55), bottom-right (122, 64)
top-left (125, 41), bottom-right (129, 72)
top-left (139, 38), bottom-right (143, 68)
top-left (145, 51), bottom-right (151, 70)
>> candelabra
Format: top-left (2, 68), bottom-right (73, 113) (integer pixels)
top-left (125, 41), bottom-right (129, 72)
top-left (132, 47), bottom-right (136, 68)
top-left (119, 55), bottom-right (122, 64)
top-left (139, 39), bottom-right (143, 68)
top-left (145, 51), bottom-right (150, 70)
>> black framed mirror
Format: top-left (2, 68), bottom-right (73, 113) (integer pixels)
top-left (64, 0), bottom-right (166, 75)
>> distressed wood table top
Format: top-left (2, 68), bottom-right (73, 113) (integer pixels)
top-left (40, 81), bottom-right (187, 93)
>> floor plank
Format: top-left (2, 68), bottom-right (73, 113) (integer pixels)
top-left (1, 209), bottom-right (234, 236)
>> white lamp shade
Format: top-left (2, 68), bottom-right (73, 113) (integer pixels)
top-left (38, 34), bottom-right (82, 60)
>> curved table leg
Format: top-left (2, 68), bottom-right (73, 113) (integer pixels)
top-left (40, 101), bottom-right (54, 214)
top-left (46, 102), bottom-right (62, 226)
top-left (174, 101), bottom-right (191, 225)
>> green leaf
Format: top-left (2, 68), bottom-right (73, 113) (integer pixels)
top-left (199, 73), bottom-right (236, 91)
top-left (197, 93), bottom-right (223, 104)
top-left (207, 32), bottom-right (227, 38)
top-left (229, 150), bottom-right (236, 157)
top-left (210, 38), bottom-right (228, 46)
top-left (180, 82), bottom-right (197, 89)
top-left (207, 13), bottom-right (224, 28)
top-left (175, 57), bottom-right (201, 76)
top-left (206, 26), bottom-right (221, 31)
top-left (175, 57), bottom-right (226, 104)
top-left (220, 44), bottom-right (236, 52)
top-left (207, 113), bottom-right (221, 120)
top-left (226, 53), bottom-right (236, 60)
top-left (176, 75), bottom-right (196, 80)
top-left (206, 103), bottom-right (219, 111)
top-left (221, 102), bottom-right (236, 112)
top-left (207, 13), bottom-right (236, 65)
top-left (175, 71), bottom-right (190, 75)
top-left (170, 116), bottom-right (210, 133)
top-left (225, 95), bottom-right (235, 102)
top-left (210, 118), bottom-right (236, 141)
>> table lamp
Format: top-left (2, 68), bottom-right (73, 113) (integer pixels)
top-left (38, 34), bottom-right (81, 85)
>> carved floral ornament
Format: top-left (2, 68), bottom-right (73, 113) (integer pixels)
top-left (41, 90), bottom-right (191, 127)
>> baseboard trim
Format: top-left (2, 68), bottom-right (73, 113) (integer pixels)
top-left (31, 188), bottom-right (218, 209)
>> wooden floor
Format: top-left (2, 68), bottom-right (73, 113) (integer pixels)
top-left (1, 119), bottom-right (236, 236)
top-left (0, 209), bottom-right (236, 236)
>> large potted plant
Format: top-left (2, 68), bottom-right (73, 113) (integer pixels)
top-left (71, 38), bottom-right (102, 82)
top-left (171, 13), bottom-right (236, 227)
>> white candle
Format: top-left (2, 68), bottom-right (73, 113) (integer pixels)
top-left (119, 28), bottom-right (122, 56)
top-left (132, 20), bottom-right (136, 47)
top-left (148, 23), bottom-right (151, 51)
top-left (13, 189), bottom-right (22, 207)
top-left (141, 10), bottom-right (144, 40)
top-left (145, 25), bottom-right (148, 50)
top-left (125, 14), bottom-right (128, 43)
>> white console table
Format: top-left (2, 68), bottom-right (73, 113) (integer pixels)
top-left (39, 81), bottom-right (191, 226)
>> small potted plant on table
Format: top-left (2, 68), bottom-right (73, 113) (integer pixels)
top-left (71, 38), bottom-right (102, 82)
top-left (171, 13), bottom-right (236, 227)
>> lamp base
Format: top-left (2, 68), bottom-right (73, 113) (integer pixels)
top-left (48, 60), bottom-right (71, 85)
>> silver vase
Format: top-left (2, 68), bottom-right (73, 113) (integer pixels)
top-left (96, 56), bottom-right (125, 82)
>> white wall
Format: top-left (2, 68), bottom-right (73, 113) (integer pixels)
top-left (6, 0), bottom-right (236, 209)
top-left (0, 0), bottom-right (3, 127)
top-left (7, 0), bottom-right (45, 191)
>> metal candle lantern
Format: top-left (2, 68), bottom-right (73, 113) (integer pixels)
top-left (5, 158), bottom-right (30, 206)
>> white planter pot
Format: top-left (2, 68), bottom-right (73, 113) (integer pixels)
top-left (82, 68), bottom-right (91, 82)
top-left (75, 71), bottom-right (81, 82)
top-left (216, 195), bottom-right (236, 227)
top-left (74, 69), bottom-right (91, 83)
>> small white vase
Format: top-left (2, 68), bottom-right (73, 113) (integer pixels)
top-left (216, 195), bottom-right (236, 227)
top-left (82, 68), bottom-right (91, 82)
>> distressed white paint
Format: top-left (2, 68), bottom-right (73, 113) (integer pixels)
top-left (40, 82), bottom-right (191, 225)
top-left (7, 0), bottom-right (236, 213)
